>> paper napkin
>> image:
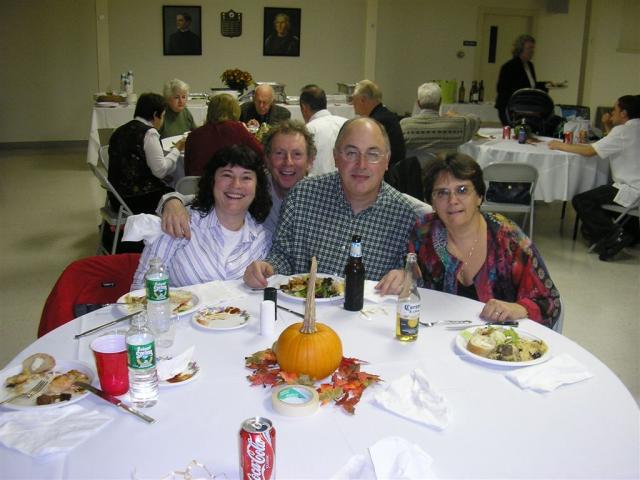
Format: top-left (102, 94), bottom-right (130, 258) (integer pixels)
top-left (506, 353), bottom-right (593, 392)
top-left (122, 214), bottom-right (162, 245)
top-left (363, 280), bottom-right (396, 304)
top-left (157, 346), bottom-right (195, 381)
top-left (333, 436), bottom-right (436, 479)
top-left (374, 368), bottom-right (450, 430)
top-left (0, 404), bottom-right (112, 456)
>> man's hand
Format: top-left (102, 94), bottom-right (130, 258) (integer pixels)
top-left (375, 269), bottom-right (405, 296)
top-left (601, 112), bottom-right (613, 134)
top-left (243, 261), bottom-right (274, 288)
top-left (161, 198), bottom-right (191, 239)
top-left (547, 140), bottom-right (565, 151)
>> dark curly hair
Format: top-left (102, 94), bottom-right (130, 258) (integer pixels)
top-left (423, 152), bottom-right (485, 202)
top-left (191, 145), bottom-right (272, 223)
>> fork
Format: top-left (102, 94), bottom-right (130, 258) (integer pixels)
top-left (0, 379), bottom-right (48, 405)
top-left (419, 320), bottom-right (472, 327)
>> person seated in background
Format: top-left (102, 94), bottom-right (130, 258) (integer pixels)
top-left (243, 117), bottom-right (417, 288)
top-left (401, 82), bottom-right (480, 166)
top-left (548, 95), bottom-right (640, 260)
top-left (352, 79), bottom-right (406, 167)
top-left (184, 93), bottom-right (264, 176)
top-left (240, 84), bottom-right (291, 129)
top-left (377, 153), bottom-right (561, 329)
top-left (108, 92), bottom-right (185, 214)
top-left (299, 84), bottom-right (348, 176)
top-left (131, 145), bottom-right (272, 290)
top-left (159, 79), bottom-right (197, 138)
top-left (160, 119), bottom-right (316, 239)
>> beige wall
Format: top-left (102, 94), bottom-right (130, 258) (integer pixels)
top-left (1, 0), bottom-right (638, 143)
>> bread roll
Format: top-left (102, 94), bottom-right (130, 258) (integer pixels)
top-left (22, 353), bottom-right (55, 374)
top-left (467, 334), bottom-right (496, 357)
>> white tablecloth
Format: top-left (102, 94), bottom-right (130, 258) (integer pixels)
top-left (459, 128), bottom-right (610, 202)
top-left (1, 280), bottom-right (637, 479)
top-left (87, 102), bottom-right (355, 166)
top-left (440, 103), bottom-right (501, 125)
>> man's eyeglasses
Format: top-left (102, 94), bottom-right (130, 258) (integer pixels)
top-left (431, 184), bottom-right (475, 201)
top-left (340, 148), bottom-right (387, 164)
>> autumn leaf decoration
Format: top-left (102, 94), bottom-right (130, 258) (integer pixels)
top-left (245, 349), bottom-right (381, 414)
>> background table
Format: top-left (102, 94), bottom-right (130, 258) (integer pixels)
top-left (459, 128), bottom-right (610, 202)
top-left (87, 102), bottom-right (355, 166)
top-left (1, 280), bottom-right (637, 479)
top-left (440, 103), bottom-right (501, 125)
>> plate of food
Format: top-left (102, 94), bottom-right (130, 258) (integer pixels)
top-left (456, 325), bottom-right (551, 367)
top-left (276, 274), bottom-right (345, 303)
top-left (160, 361), bottom-right (200, 387)
top-left (118, 289), bottom-right (199, 316)
top-left (1, 353), bottom-right (95, 410)
top-left (192, 305), bottom-right (250, 331)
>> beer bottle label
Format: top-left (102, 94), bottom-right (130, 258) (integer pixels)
top-left (350, 242), bottom-right (362, 258)
top-left (146, 278), bottom-right (168, 302)
top-left (127, 342), bottom-right (156, 370)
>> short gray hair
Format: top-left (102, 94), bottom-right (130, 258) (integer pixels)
top-left (163, 78), bottom-right (190, 98)
top-left (512, 34), bottom-right (535, 56)
top-left (353, 79), bottom-right (382, 102)
top-left (417, 82), bottom-right (441, 110)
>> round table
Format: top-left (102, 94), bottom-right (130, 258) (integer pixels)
top-left (1, 280), bottom-right (638, 479)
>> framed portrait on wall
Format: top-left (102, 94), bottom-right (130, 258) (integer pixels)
top-left (263, 7), bottom-right (301, 57)
top-left (163, 5), bottom-right (202, 55)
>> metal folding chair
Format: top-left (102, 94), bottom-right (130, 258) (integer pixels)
top-left (175, 176), bottom-right (200, 195)
top-left (481, 163), bottom-right (538, 240)
top-left (580, 197), bottom-right (640, 252)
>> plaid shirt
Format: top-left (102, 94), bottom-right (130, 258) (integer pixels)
top-left (267, 172), bottom-right (417, 280)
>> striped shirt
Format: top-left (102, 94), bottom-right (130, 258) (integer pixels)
top-left (267, 172), bottom-right (418, 280)
top-left (131, 208), bottom-right (271, 289)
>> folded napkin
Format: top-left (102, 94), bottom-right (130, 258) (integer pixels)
top-left (0, 404), bottom-right (112, 456)
top-left (506, 353), bottom-right (593, 392)
top-left (122, 214), bottom-right (162, 245)
top-left (333, 436), bottom-right (436, 480)
top-left (157, 346), bottom-right (195, 381)
top-left (188, 279), bottom-right (248, 306)
top-left (363, 280), bottom-right (396, 304)
top-left (374, 368), bottom-right (449, 430)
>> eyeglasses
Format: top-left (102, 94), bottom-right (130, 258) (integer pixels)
top-left (431, 184), bottom-right (475, 201)
top-left (340, 148), bottom-right (387, 164)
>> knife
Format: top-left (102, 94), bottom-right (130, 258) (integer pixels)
top-left (74, 311), bottom-right (140, 339)
top-left (276, 305), bottom-right (304, 318)
top-left (75, 381), bottom-right (156, 424)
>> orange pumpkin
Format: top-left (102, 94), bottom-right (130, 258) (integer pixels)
top-left (274, 257), bottom-right (343, 380)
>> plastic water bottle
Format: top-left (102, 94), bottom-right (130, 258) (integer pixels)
top-left (126, 313), bottom-right (158, 407)
top-left (145, 257), bottom-right (172, 347)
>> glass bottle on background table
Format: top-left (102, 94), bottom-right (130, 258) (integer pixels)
top-left (458, 81), bottom-right (465, 103)
top-left (145, 257), bottom-right (173, 348)
top-left (344, 235), bottom-right (365, 311)
top-left (126, 313), bottom-right (158, 407)
top-left (396, 253), bottom-right (421, 342)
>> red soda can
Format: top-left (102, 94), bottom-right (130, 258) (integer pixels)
top-left (563, 131), bottom-right (573, 144)
top-left (502, 126), bottom-right (511, 139)
top-left (240, 417), bottom-right (276, 480)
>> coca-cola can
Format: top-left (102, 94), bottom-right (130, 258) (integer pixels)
top-left (563, 131), bottom-right (573, 144)
top-left (502, 126), bottom-right (511, 139)
top-left (240, 417), bottom-right (276, 480)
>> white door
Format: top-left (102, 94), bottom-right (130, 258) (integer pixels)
top-left (478, 13), bottom-right (533, 103)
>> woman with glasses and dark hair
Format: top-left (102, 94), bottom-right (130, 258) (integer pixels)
top-left (131, 144), bottom-right (272, 289)
top-left (377, 153), bottom-right (561, 329)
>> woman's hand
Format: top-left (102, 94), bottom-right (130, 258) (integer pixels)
top-left (375, 269), bottom-right (405, 296)
top-left (480, 299), bottom-right (528, 322)
top-left (161, 198), bottom-right (191, 239)
top-left (174, 138), bottom-right (186, 152)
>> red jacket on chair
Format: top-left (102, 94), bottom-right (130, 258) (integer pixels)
top-left (38, 254), bottom-right (141, 337)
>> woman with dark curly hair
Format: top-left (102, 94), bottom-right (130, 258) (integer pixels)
top-left (131, 144), bottom-right (272, 288)
top-left (377, 152), bottom-right (561, 329)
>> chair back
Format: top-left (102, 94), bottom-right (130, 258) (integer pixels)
top-left (98, 145), bottom-right (110, 169)
top-left (38, 254), bottom-right (141, 337)
top-left (384, 157), bottom-right (424, 201)
top-left (556, 104), bottom-right (591, 121)
top-left (176, 176), bottom-right (200, 195)
top-left (89, 163), bottom-right (133, 217)
top-left (553, 297), bottom-right (564, 333)
top-left (506, 88), bottom-right (561, 136)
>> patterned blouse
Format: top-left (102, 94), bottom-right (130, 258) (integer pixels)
top-left (409, 212), bottom-right (561, 328)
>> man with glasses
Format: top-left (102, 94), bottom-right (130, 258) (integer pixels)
top-left (158, 120), bottom-right (315, 238)
top-left (243, 117), bottom-right (417, 287)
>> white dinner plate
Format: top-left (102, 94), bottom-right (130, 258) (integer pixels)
top-left (191, 306), bottom-right (250, 331)
top-left (455, 326), bottom-right (551, 367)
top-left (0, 360), bottom-right (95, 410)
top-left (159, 361), bottom-right (201, 388)
top-left (117, 289), bottom-right (200, 316)
top-left (274, 274), bottom-right (345, 303)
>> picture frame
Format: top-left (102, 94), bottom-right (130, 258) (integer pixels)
top-left (163, 5), bottom-right (202, 56)
top-left (263, 7), bottom-right (301, 57)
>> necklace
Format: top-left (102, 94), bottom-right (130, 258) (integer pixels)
top-left (456, 235), bottom-right (479, 284)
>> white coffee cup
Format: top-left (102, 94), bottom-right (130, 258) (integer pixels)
top-left (127, 93), bottom-right (138, 104)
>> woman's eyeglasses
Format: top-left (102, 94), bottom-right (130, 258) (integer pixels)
top-left (431, 184), bottom-right (474, 201)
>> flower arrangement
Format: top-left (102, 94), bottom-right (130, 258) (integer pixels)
top-left (220, 68), bottom-right (253, 91)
